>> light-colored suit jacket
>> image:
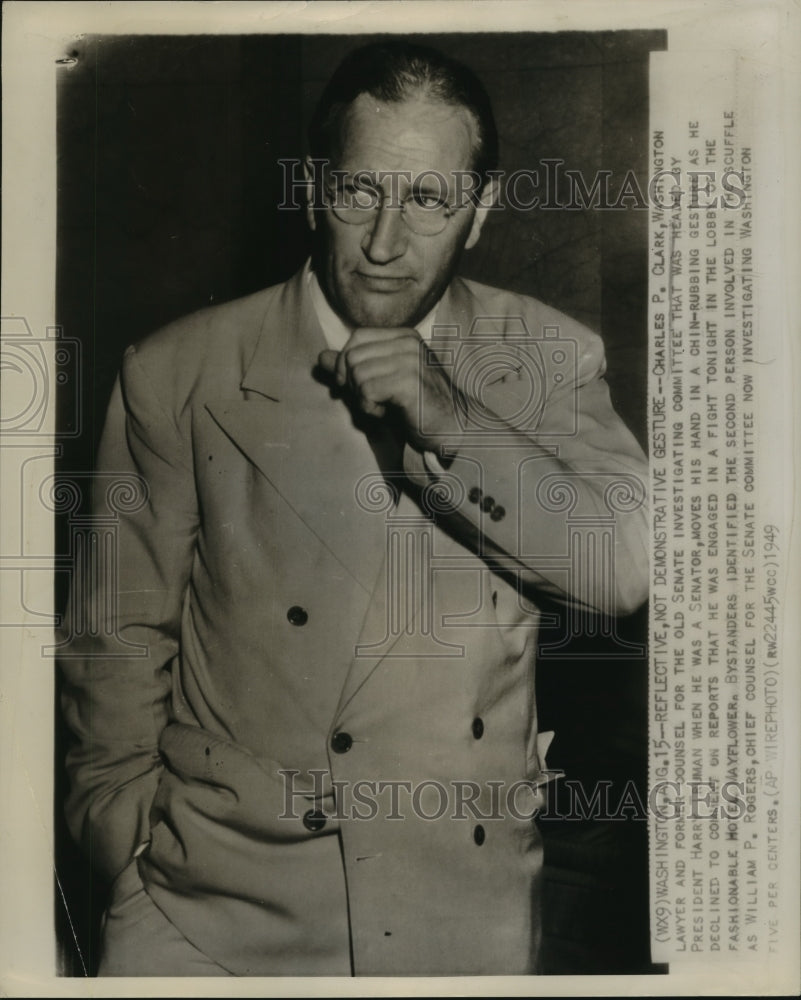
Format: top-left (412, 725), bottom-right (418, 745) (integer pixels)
top-left (60, 266), bottom-right (649, 976)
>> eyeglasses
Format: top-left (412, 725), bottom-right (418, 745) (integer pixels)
top-left (321, 176), bottom-right (474, 237)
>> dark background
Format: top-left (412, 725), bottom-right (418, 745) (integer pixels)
top-left (55, 30), bottom-right (665, 976)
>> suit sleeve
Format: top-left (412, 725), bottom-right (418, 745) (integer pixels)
top-left (404, 330), bottom-right (649, 616)
top-left (59, 344), bottom-right (199, 881)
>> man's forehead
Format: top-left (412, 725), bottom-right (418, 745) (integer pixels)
top-left (332, 92), bottom-right (479, 178)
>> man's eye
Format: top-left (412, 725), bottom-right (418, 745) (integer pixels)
top-left (341, 183), bottom-right (378, 208)
top-left (410, 192), bottom-right (447, 211)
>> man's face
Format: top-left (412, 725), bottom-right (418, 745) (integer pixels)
top-left (308, 93), bottom-right (492, 329)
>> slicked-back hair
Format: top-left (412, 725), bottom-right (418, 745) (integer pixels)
top-left (308, 40), bottom-right (499, 192)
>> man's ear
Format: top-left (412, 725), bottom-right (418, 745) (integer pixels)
top-left (303, 155), bottom-right (317, 232)
top-left (464, 175), bottom-right (499, 251)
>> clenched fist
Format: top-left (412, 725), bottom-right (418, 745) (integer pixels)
top-left (318, 327), bottom-right (462, 452)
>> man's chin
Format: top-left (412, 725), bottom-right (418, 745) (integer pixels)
top-left (331, 279), bottom-right (427, 329)
top-left (345, 303), bottom-right (419, 330)
top-left (352, 293), bottom-right (435, 329)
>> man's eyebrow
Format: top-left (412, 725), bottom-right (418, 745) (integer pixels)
top-left (331, 169), bottom-right (454, 198)
top-left (412, 180), bottom-right (446, 193)
top-left (327, 169), bottom-right (377, 185)
top-left (410, 176), bottom-right (453, 200)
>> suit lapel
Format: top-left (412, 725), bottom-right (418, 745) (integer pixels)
top-left (204, 271), bottom-right (395, 595)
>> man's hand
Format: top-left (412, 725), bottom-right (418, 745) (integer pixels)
top-left (318, 327), bottom-right (461, 451)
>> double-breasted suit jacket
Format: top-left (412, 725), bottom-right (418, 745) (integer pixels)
top-left (60, 265), bottom-right (649, 975)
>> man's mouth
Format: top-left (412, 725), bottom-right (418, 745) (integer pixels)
top-left (355, 272), bottom-right (413, 292)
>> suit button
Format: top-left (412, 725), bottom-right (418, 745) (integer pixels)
top-left (474, 824), bottom-right (486, 846)
top-left (480, 495), bottom-right (495, 513)
top-left (471, 717), bottom-right (484, 740)
top-left (287, 605), bottom-right (308, 626)
top-left (468, 486), bottom-right (482, 504)
top-left (331, 731), bottom-right (353, 754)
top-left (302, 809), bottom-right (327, 832)
top-left (490, 505), bottom-right (505, 522)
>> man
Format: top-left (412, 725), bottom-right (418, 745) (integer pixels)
top-left (60, 41), bottom-right (649, 976)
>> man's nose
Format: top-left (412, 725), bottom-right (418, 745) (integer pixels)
top-left (361, 201), bottom-right (408, 263)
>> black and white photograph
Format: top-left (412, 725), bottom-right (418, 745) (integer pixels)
top-left (1, 2), bottom-right (798, 995)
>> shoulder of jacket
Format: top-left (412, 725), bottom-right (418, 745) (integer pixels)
top-left (120, 280), bottom-right (289, 408)
top-left (128, 283), bottom-right (284, 367)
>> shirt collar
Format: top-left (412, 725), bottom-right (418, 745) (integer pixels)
top-left (304, 259), bottom-right (440, 352)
